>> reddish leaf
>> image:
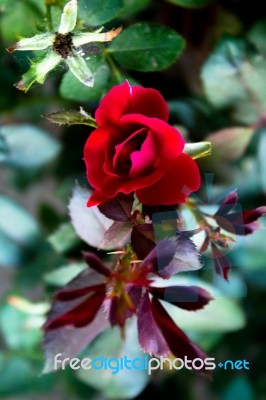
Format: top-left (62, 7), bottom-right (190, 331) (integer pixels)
top-left (55, 284), bottom-right (106, 301)
top-left (158, 234), bottom-right (201, 277)
top-left (99, 221), bottom-right (132, 249)
top-left (150, 285), bottom-right (213, 311)
top-left (141, 238), bottom-right (176, 275)
top-left (215, 190), bottom-right (238, 216)
top-left (214, 206), bottom-right (266, 235)
top-left (211, 243), bottom-right (231, 281)
top-left (83, 252), bottom-right (112, 277)
top-left (243, 206), bottom-right (266, 224)
top-left (131, 223), bottom-right (155, 259)
top-left (43, 309), bottom-right (108, 373)
top-left (137, 293), bottom-right (170, 356)
top-left (200, 236), bottom-right (210, 252)
top-left (151, 298), bottom-right (209, 372)
top-left (44, 290), bottom-right (105, 330)
top-left (98, 193), bottom-right (134, 222)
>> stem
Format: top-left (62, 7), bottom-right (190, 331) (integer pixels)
top-left (104, 51), bottom-right (123, 83)
top-left (186, 198), bottom-right (212, 229)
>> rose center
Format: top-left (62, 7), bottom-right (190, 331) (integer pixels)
top-left (113, 130), bottom-right (147, 176)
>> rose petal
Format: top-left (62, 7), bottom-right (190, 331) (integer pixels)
top-left (84, 125), bottom-right (120, 191)
top-left (96, 82), bottom-right (169, 126)
top-left (121, 114), bottom-right (184, 160)
top-left (136, 153), bottom-right (200, 205)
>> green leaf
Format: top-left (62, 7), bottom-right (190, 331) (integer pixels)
top-left (45, 108), bottom-right (97, 127)
top-left (221, 376), bottom-right (254, 400)
top-left (0, 195), bottom-right (40, 249)
top-left (154, 276), bottom-right (245, 332)
top-left (48, 222), bottom-right (81, 253)
top-left (0, 231), bottom-right (22, 267)
top-left (117, 0), bottom-right (151, 17)
top-left (0, 357), bottom-right (36, 395)
top-left (44, 262), bottom-right (88, 287)
top-left (248, 19), bottom-right (266, 56)
top-left (60, 56), bottom-right (111, 102)
top-left (0, 1), bottom-right (44, 44)
top-left (257, 129), bottom-right (266, 193)
top-left (166, 0), bottom-right (211, 9)
top-left (184, 141), bottom-right (212, 159)
top-left (205, 127), bottom-right (254, 161)
top-left (108, 22), bottom-right (185, 72)
top-left (201, 36), bottom-right (266, 124)
top-left (0, 133), bottom-right (9, 162)
top-left (0, 124), bottom-right (61, 169)
top-left (78, 0), bottom-right (123, 26)
top-left (77, 321), bottom-right (149, 399)
top-left (0, 302), bottom-right (42, 350)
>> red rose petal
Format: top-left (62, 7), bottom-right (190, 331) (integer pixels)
top-left (130, 131), bottom-right (157, 178)
top-left (84, 125), bottom-right (119, 190)
top-left (121, 114), bottom-right (185, 160)
top-left (136, 153), bottom-right (200, 205)
top-left (87, 191), bottom-right (108, 207)
top-left (96, 82), bottom-right (169, 126)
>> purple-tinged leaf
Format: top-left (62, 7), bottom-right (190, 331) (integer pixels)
top-left (243, 206), bottom-right (266, 224)
top-left (98, 193), bottom-right (134, 222)
top-left (215, 190), bottom-right (238, 216)
top-left (55, 284), bottom-right (105, 301)
top-left (131, 224), bottom-right (155, 259)
top-left (43, 309), bottom-right (108, 373)
top-left (141, 238), bottom-right (176, 275)
top-left (83, 252), bottom-right (112, 277)
top-left (214, 206), bottom-right (266, 235)
top-left (150, 285), bottom-right (213, 311)
top-left (158, 234), bottom-right (202, 277)
top-left (99, 221), bottom-right (132, 249)
top-left (151, 297), bottom-right (210, 375)
top-left (43, 267), bottom-right (106, 330)
top-left (44, 289), bottom-right (105, 330)
top-left (211, 243), bottom-right (231, 281)
top-left (137, 293), bottom-right (170, 356)
top-left (200, 235), bottom-right (210, 252)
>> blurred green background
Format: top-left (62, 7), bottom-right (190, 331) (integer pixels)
top-left (0, 0), bottom-right (266, 399)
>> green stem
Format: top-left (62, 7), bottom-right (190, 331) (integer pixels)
top-left (104, 51), bottom-right (123, 83)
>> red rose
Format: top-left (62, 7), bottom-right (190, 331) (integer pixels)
top-left (84, 81), bottom-right (200, 206)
